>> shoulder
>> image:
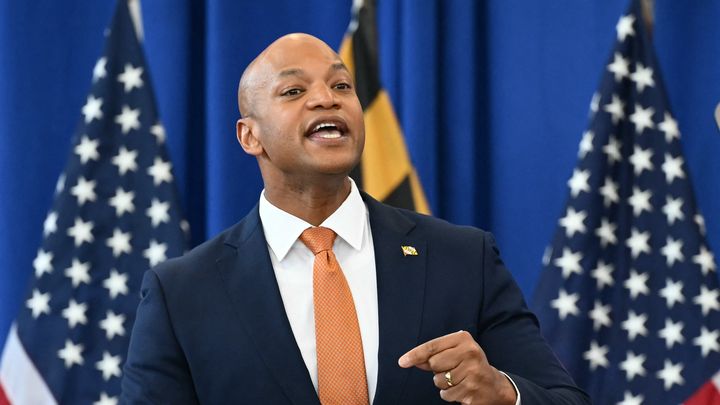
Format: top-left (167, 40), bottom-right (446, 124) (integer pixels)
top-left (149, 206), bottom-right (262, 284)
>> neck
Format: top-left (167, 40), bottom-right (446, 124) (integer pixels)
top-left (263, 176), bottom-right (351, 226)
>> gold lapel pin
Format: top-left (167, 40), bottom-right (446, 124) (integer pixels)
top-left (401, 245), bottom-right (418, 256)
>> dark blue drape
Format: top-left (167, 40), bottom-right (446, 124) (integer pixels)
top-left (1, 0), bottom-right (719, 349)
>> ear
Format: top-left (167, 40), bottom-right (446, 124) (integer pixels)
top-left (237, 118), bottom-right (263, 156)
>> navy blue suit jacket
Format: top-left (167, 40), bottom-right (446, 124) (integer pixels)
top-left (121, 193), bottom-right (590, 404)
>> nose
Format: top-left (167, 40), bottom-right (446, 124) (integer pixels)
top-left (306, 83), bottom-right (339, 110)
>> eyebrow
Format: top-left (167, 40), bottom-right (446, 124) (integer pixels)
top-left (277, 62), bottom-right (350, 78)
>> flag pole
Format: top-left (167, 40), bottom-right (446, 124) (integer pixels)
top-left (640, 0), bottom-right (654, 36)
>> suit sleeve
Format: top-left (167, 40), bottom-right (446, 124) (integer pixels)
top-left (120, 270), bottom-right (200, 405)
top-left (476, 233), bottom-right (591, 405)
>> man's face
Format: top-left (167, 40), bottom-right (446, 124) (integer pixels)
top-left (240, 35), bottom-right (365, 182)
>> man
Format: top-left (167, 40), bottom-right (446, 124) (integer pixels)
top-left (121, 33), bottom-right (590, 405)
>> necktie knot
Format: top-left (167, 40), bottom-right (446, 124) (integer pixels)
top-left (300, 227), bottom-right (336, 255)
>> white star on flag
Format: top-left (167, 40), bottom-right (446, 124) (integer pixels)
top-left (117, 63), bottom-right (144, 92)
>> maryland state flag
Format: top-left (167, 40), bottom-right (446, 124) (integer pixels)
top-left (339, 0), bottom-right (430, 214)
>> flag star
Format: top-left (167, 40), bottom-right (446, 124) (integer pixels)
top-left (56, 173), bottom-right (66, 194)
top-left (622, 310), bottom-right (648, 341)
top-left (99, 310), bottom-right (126, 340)
top-left (656, 359), bottom-right (684, 390)
top-left (74, 135), bottom-right (100, 164)
top-left (591, 260), bottom-right (615, 289)
top-left (181, 219), bottom-right (190, 235)
top-left (109, 187), bottom-right (135, 216)
top-left (695, 213), bottom-right (707, 235)
top-left (583, 340), bottom-right (609, 370)
top-left (694, 286), bottom-right (719, 315)
top-left (114, 105), bottom-right (141, 134)
top-left (112, 146), bottom-right (138, 175)
top-left (81, 95), bottom-right (104, 124)
top-left (607, 53), bottom-right (630, 82)
top-left (693, 326), bottom-right (720, 357)
top-left (144, 239), bottom-right (168, 267)
top-left (33, 249), bottom-right (54, 278)
top-left (603, 94), bottom-right (625, 124)
top-left (92, 57), bottom-right (107, 82)
top-left (628, 186), bottom-right (652, 217)
top-left (624, 270), bottom-right (649, 299)
top-left (70, 176), bottom-right (97, 206)
top-left (588, 300), bottom-right (612, 330)
top-left (629, 63), bottom-right (655, 92)
top-left (629, 104), bottom-right (655, 134)
top-left (602, 135), bottom-right (622, 165)
top-left (65, 258), bottom-right (91, 287)
top-left (103, 269), bottom-right (129, 299)
top-left (659, 278), bottom-right (685, 308)
top-left (662, 196), bottom-right (684, 225)
top-left (61, 299), bottom-right (88, 328)
top-left (659, 112), bottom-right (680, 142)
top-left (660, 237), bottom-right (684, 266)
top-left (589, 93), bottom-right (600, 114)
top-left (67, 217), bottom-right (94, 247)
top-left (626, 227), bottom-right (651, 258)
top-left (44, 209), bottom-right (59, 236)
top-left (619, 352), bottom-right (646, 381)
top-left (617, 391), bottom-right (643, 405)
top-left (553, 247), bottom-right (583, 279)
top-left (94, 392), bottom-right (118, 405)
top-left (661, 153), bottom-right (685, 183)
top-left (616, 14), bottom-right (636, 41)
top-left (106, 228), bottom-right (132, 257)
top-left (26, 289), bottom-right (51, 318)
top-left (658, 318), bottom-right (685, 349)
top-left (578, 130), bottom-right (594, 158)
top-left (693, 245), bottom-right (716, 275)
top-left (550, 289), bottom-right (580, 320)
top-left (599, 177), bottom-right (619, 207)
top-left (595, 218), bottom-right (618, 248)
top-left (96, 351), bottom-right (122, 381)
top-left (629, 145), bottom-right (654, 175)
top-left (148, 157), bottom-right (173, 186)
top-left (117, 63), bottom-right (144, 92)
top-left (567, 169), bottom-right (591, 197)
top-left (151, 122), bottom-right (166, 144)
top-left (57, 339), bottom-right (84, 369)
top-left (147, 198), bottom-right (171, 227)
top-left (559, 207), bottom-right (587, 237)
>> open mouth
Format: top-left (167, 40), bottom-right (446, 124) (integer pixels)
top-left (305, 118), bottom-right (348, 140)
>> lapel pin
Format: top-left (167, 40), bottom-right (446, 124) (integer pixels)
top-left (401, 245), bottom-right (418, 256)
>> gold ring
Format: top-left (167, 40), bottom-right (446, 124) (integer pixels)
top-left (444, 371), bottom-right (454, 387)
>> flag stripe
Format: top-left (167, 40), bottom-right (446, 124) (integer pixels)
top-left (0, 325), bottom-right (56, 405)
top-left (339, 0), bottom-right (431, 214)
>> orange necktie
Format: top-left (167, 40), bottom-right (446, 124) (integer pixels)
top-left (300, 227), bottom-right (369, 405)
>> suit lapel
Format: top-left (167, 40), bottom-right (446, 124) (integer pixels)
top-left (364, 195), bottom-right (427, 405)
top-left (216, 206), bottom-right (320, 405)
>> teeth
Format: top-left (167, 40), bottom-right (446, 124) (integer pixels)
top-left (313, 122), bottom-right (338, 132)
top-left (318, 131), bottom-right (341, 139)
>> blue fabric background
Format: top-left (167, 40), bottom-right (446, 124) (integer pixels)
top-left (1, 0), bottom-right (718, 350)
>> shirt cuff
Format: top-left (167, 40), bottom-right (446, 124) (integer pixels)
top-left (498, 370), bottom-right (521, 405)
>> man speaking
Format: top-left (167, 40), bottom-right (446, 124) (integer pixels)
top-left (121, 33), bottom-right (590, 405)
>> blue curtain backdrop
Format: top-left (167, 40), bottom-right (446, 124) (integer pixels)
top-left (1, 0), bottom-right (719, 350)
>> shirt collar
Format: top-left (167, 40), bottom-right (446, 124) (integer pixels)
top-left (258, 178), bottom-right (367, 261)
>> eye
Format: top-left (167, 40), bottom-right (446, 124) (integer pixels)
top-left (281, 88), bottom-right (303, 97)
top-left (334, 82), bottom-right (352, 90)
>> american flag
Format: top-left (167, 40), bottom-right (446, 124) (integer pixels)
top-left (0, 1), bottom-right (187, 404)
top-left (533, 1), bottom-right (720, 404)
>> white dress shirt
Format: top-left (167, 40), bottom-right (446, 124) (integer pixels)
top-left (258, 179), bottom-right (379, 402)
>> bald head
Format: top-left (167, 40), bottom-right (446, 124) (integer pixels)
top-left (237, 33), bottom-right (345, 118)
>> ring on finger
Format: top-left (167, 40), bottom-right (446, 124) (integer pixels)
top-left (444, 371), bottom-right (454, 387)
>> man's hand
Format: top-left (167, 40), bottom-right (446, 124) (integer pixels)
top-left (398, 330), bottom-right (517, 405)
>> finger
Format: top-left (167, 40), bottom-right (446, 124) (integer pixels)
top-left (439, 384), bottom-right (470, 404)
top-left (398, 330), bottom-right (466, 368)
top-left (433, 365), bottom-right (467, 390)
